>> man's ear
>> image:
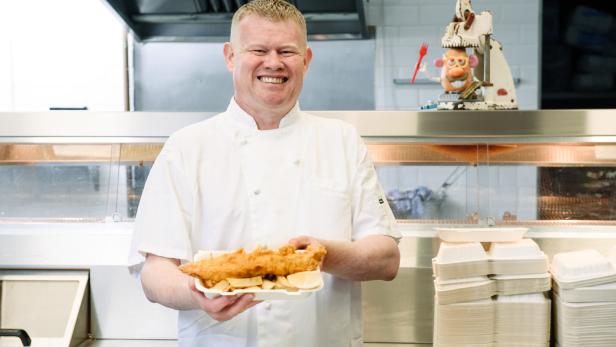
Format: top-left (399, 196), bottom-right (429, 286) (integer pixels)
top-left (223, 42), bottom-right (234, 72)
top-left (304, 46), bottom-right (313, 72)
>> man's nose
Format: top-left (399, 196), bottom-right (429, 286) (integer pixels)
top-left (263, 51), bottom-right (284, 69)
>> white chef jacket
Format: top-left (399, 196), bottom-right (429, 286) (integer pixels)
top-left (129, 98), bottom-right (400, 347)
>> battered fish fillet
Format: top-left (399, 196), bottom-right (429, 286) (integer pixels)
top-left (178, 244), bottom-right (327, 288)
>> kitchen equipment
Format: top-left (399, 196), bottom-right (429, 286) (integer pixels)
top-left (0, 329), bottom-right (31, 346)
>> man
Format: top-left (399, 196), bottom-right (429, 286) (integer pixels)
top-left (129, 0), bottom-right (400, 346)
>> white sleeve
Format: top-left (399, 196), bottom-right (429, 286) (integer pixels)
top-left (128, 142), bottom-right (194, 270)
top-left (350, 131), bottom-right (401, 242)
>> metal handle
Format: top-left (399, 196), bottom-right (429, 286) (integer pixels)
top-left (49, 106), bottom-right (88, 111)
top-left (0, 329), bottom-right (32, 346)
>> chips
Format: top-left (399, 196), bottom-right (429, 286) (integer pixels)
top-left (227, 276), bottom-right (263, 288)
top-left (208, 272), bottom-right (321, 293)
top-left (286, 270), bottom-right (322, 290)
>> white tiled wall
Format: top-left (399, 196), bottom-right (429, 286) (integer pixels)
top-left (365, 0), bottom-right (540, 110)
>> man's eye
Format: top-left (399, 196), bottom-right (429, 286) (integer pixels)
top-left (448, 59), bottom-right (456, 66)
top-left (458, 59), bottom-right (466, 65)
top-left (252, 50), bottom-right (267, 55)
top-left (280, 51), bottom-right (297, 57)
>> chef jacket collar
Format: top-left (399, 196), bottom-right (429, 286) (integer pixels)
top-left (226, 97), bottom-right (301, 131)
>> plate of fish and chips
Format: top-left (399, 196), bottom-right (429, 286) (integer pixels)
top-left (179, 244), bottom-right (326, 300)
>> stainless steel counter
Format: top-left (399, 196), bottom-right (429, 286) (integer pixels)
top-left (4, 109), bottom-right (616, 346)
top-left (76, 341), bottom-right (423, 347)
top-left (77, 341), bottom-right (177, 347)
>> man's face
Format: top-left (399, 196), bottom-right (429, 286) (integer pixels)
top-left (224, 15), bottom-right (312, 116)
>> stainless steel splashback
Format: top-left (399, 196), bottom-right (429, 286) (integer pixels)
top-left (132, 39), bottom-right (375, 111)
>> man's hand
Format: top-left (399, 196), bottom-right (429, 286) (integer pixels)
top-left (141, 253), bottom-right (262, 319)
top-left (288, 235), bottom-right (399, 281)
top-left (288, 235), bottom-right (323, 250)
top-left (189, 281), bottom-right (260, 322)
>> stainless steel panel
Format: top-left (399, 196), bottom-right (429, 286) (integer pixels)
top-left (363, 267), bottom-right (435, 344)
top-left (0, 112), bottom-right (212, 139)
top-left (132, 40), bottom-right (375, 111)
top-left (90, 266), bottom-right (177, 339)
top-left (310, 109), bottom-right (616, 139)
top-left (77, 340), bottom-right (177, 347)
top-left (363, 234), bottom-right (436, 344)
top-left (301, 40), bottom-right (374, 110)
top-left (132, 41), bottom-right (233, 112)
top-left (2, 110), bottom-right (616, 140)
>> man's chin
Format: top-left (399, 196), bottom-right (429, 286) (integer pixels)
top-left (257, 95), bottom-right (294, 108)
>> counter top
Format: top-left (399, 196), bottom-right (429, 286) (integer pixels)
top-left (77, 340), bottom-right (177, 347)
top-left (76, 340), bottom-right (424, 347)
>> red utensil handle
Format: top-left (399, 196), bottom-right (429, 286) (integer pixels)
top-left (411, 56), bottom-right (425, 84)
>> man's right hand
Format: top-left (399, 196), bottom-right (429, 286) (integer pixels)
top-left (189, 281), bottom-right (260, 321)
top-left (141, 253), bottom-right (261, 318)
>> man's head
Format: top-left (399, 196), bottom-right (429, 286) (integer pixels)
top-left (224, 0), bottom-right (312, 124)
top-left (230, 0), bottom-right (307, 49)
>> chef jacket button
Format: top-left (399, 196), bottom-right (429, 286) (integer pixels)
top-left (253, 189), bottom-right (261, 195)
top-left (264, 302), bottom-right (272, 310)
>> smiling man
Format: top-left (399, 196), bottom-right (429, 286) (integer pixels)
top-left (130, 1), bottom-right (401, 346)
top-left (224, 8), bottom-right (312, 129)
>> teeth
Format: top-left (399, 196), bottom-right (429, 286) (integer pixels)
top-left (260, 76), bottom-right (285, 84)
top-left (451, 81), bottom-right (465, 88)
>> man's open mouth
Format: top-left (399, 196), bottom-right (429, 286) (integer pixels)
top-left (258, 76), bottom-right (288, 84)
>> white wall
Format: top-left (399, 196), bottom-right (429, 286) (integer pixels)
top-left (366, 0), bottom-right (540, 110)
top-left (0, 0), bottom-right (126, 111)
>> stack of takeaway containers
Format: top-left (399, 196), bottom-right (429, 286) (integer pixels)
top-left (432, 228), bottom-right (551, 347)
top-left (551, 249), bottom-right (616, 346)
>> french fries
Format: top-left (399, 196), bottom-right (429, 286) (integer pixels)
top-left (207, 271), bottom-right (321, 293)
top-left (227, 276), bottom-right (262, 288)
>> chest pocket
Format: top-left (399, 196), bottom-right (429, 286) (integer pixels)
top-left (298, 176), bottom-right (352, 240)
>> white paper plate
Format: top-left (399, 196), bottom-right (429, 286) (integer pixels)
top-left (192, 250), bottom-right (323, 301)
top-left (437, 227), bottom-right (527, 242)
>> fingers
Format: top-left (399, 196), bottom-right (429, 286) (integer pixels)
top-left (204, 294), bottom-right (242, 314)
top-left (288, 235), bottom-right (314, 249)
top-left (208, 294), bottom-right (259, 322)
top-left (190, 281), bottom-right (259, 322)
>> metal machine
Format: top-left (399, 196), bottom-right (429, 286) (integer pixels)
top-left (425, 0), bottom-right (518, 110)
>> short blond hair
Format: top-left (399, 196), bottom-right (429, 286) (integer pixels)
top-left (230, 0), bottom-right (307, 46)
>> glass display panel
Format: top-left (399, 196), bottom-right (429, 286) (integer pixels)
top-left (2, 142), bottom-right (616, 224)
top-left (0, 144), bottom-right (117, 221)
top-left (370, 143), bottom-right (616, 224)
top-left (0, 144), bottom-right (159, 221)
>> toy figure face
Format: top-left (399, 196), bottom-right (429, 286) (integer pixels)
top-left (437, 48), bottom-right (476, 92)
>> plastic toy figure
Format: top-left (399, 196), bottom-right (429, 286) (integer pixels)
top-left (420, 48), bottom-right (480, 94)
top-left (415, 0), bottom-right (518, 110)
